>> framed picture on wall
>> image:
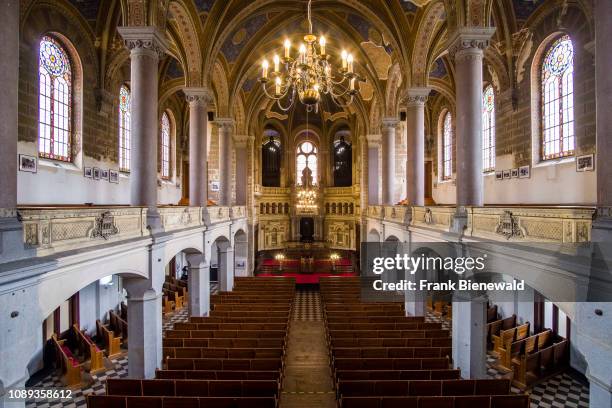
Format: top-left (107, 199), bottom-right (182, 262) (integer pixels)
top-left (84, 167), bottom-right (93, 178)
top-left (93, 167), bottom-right (100, 180)
top-left (502, 170), bottom-right (511, 179)
top-left (519, 165), bottom-right (531, 179)
top-left (495, 171), bottom-right (503, 181)
top-left (19, 154), bottom-right (37, 173)
top-left (576, 154), bottom-right (594, 172)
top-left (109, 170), bottom-right (119, 184)
top-left (511, 168), bottom-right (519, 178)
top-left (101, 169), bottom-right (109, 181)
top-left (211, 181), bottom-right (220, 191)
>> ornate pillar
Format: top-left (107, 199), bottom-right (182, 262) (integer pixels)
top-left (186, 254), bottom-right (210, 317)
top-left (0, 0), bottom-right (24, 266)
top-left (366, 135), bottom-right (381, 205)
top-left (184, 88), bottom-right (211, 208)
top-left (404, 88), bottom-right (430, 206)
top-left (118, 27), bottom-right (168, 230)
top-left (234, 136), bottom-right (248, 205)
top-left (246, 135), bottom-right (256, 276)
top-left (216, 118), bottom-right (235, 206)
top-left (381, 119), bottom-right (398, 205)
top-left (448, 28), bottom-right (494, 208)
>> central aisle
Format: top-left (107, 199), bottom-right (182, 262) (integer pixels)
top-left (280, 289), bottom-right (336, 408)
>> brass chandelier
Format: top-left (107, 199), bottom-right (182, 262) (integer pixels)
top-left (259, 0), bottom-right (361, 112)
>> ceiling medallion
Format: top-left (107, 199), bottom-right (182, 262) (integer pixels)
top-left (259, 0), bottom-right (362, 112)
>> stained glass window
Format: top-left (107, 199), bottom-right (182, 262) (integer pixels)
top-left (296, 141), bottom-right (318, 185)
top-left (161, 112), bottom-right (171, 179)
top-left (482, 86), bottom-right (496, 172)
top-left (118, 85), bottom-right (131, 172)
top-left (442, 112), bottom-right (452, 181)
top-left (262, 131), bottom-right (281, 187)
top-left (541, 35), bottom-right (574, 160)
top-left (38, 35), bottom-right (72, 161)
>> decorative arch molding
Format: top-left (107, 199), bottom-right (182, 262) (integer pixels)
top-left (212, 60), bottom-right (230, 116)
top-left (385, 63), bottom-right (403, 117)
top-left (167, 0), bottom-right (203, 86)
top-left (412, 0), bottom-right (446, 87)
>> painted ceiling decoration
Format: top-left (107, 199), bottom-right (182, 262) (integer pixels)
top-left (166, 57), bottom-right (185, 80)
top-left (400, 1), bottom-right (419, 13)
top-left (513, 0), bottom-right (544, 21)
top-left (430, 58), bottom-right (448, 79)
top-left (221, 13), bottom-right (269, 63)
top-left (195, 0), bottom-right (216, 13)
top-left (68, 0), bottom-right (99, 21)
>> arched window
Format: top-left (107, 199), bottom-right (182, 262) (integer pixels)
top-left (38, 35), bottom-right (72, 162)
top-left (541, 35), bottom-right (574, 160)
top-left (161, 112), bottom-right (171, 179)
top-left (333, 134), bottom-right (352, 187)
top-left (441, 112), bottom-right (452, 181)
top-left (118, 85), bottom-right (131, 172)
top-left (262, 130), bottom-right (281, 187)
top-left (296, 141), bottom-right (318, 185)
top-left (482, 86), bottom-right (496, 172)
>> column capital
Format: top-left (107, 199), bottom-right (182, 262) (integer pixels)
top-left (233, 135), bottom-right (249, 148)
top-left (447, 27), bottom-right (496, 60)
top-left (365, 134), bottom-right (381, 146)
top-left (184, 87), bottom-right (212, 107)
top-left (215, 118), bottom-right (236, 131)
top-left (403, 87), bottom-right (431, 107)
top-left (118, 26), bottom-right (169, 58)
top-left (381, 118), bottom-right (399, 130)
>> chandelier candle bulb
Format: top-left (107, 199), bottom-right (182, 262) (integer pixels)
top-left (350, 77), bottom-right (355, 91)
top-left (273, 55), bottom-right (280, 72)
top-left (347, 54), bottom-right (354, 73)
top-left (319, 36), bottom-right (326, 55)
top-left (341, 50), bottom-right (348, 69)
top-left (275, 77), bottom-right (282, 95)
top-left (262, 59), bottom-right (269, 79)
top-left (284, 39), bottom-right (291, 59)
top-left (299, 43), bottom-right (306, 64)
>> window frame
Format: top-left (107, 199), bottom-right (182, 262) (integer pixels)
top-left (296, 140), bottom-right (318, 185)
top-left (118, 84), bottom-right (131, 173)
top-left (38, 35), bottom-right (73, 162)
top-left (160, 111), bottom-right (171, 180)
top-left (540, 35), bottom-right (575, 161)
top-left (482, 86), bottom-right (496, 173)
top-left (441, 111), bottom-right (453, 181)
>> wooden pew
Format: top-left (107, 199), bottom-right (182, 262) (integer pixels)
top-left (165, 358), bottom-right (283, 371)
top-left (492, 322), bottom-right (530, 355)
top-left (512, 339), bottom-right (569, 389)
top-left (51, 334), bottom-right (82, 387)
top-left (162, 347), bottom-right (284, 360)
top-left (339, 395), bottom-right (530, 408)
top-left (156, 369), bottom-right (281, 381)
top-left (162, 295), bottom-right (175, 314)
top-left (335, 369), bottom-right (461, 382)
top-left (71, 324), bottom-right (104, 373)
top-left (498, 329), bottom-right (552, 369)
top-left (337, 378), bottom-right (511, 397)
top-left (486, 315), bottom-right (516, 348)
top-left (332, 357), bottom-right (450, 371)
top-left (328, 329), bottom-right (450, 339)
top-left (110, 310), bottom-right (128, 345)
top-left (330, 337), bottom-right (452, 349)
top-left (87, 395), bottom-right (277, 408)
top-left (96, 319), bottom-right (122, 358)
top-left (331, 346), bottom-right (452, 359)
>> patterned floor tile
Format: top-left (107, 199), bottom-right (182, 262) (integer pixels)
top-left (292, 288), bottom-right (322, 321)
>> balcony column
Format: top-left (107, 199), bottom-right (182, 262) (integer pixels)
top-left (366, 135), bottom-right (381, 205)
top-left (118, 27), bottom-right (168, 230)
top-left (123, 279), bottom-right (163, 379)
top-left (218, 245), bottom-right (235, 292)
top-left (216, 119), bottom-right (235, 206)
top-left (448, 28), bottom-right (494, 208)
top-left (0, 0), bottom-right (23, 266)
top-left (186, 254), bottom-right (210, 316)
top-left (452, 291), bottom-right (487, 379)
top-left (184, 88), bottom-right (211, 208)
top-left (404, 88), bottom-right (430, 206)
top-left (381, 119), bottom-right (399, 205)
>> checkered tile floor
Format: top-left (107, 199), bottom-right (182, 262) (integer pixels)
top-left (292, 288), bottom-right (322, 321)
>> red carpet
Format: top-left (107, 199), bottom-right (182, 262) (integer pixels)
top-left (256, 272), bottom-right (357, 284)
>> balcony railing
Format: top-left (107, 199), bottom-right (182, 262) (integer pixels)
top-left (367, 205), bottom-right (595, 243)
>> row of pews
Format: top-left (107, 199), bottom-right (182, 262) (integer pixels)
top-left (52, 303), bottom-right (128, 388)
top-left (321, 277), bottom-right (530, 408)
top-left (486, 306), bottom-right (569, 389)
top-left (87, 277), bottom-right (295, 408)
top-left (163, 275), bottom-right (188, 314)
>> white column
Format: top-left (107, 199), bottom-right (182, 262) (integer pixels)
top-left (218, 246), bottom-right (235, 292)
top-left (184, 88), bottom-right (211, 208)
top-left (381, 119), bottom-right (398, 205)
top-left (452, 291), bottom-right (487, 379)
top-left (0, 0), bottom-right (24, 266)
top-left (186, 254), bottom-right (210, 317)
top-left (119, 27), bottom-right (168, 230)
top-left (234, 137), bottom-right (248, 205)
top-left (404, 88), bottom-right (430, 206)
top-left (366, 135), bottom-right (381, 205)
top-left (216, 119), bottom-right (235, 206)
top-left (448, 28), bottom-right (494, 207)
top-left (123, 282), bottom-right (162, 379)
